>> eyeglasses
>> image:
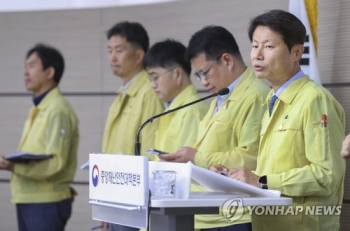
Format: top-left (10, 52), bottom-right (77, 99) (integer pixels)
top-left (148, 66), bottom-right (178, 83)
top-left (194, 54), bottom-right (222, 81)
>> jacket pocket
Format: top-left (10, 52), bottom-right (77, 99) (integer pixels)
top-left (271, 120), bottom-right (305, 159)
top-left (273, 120), bottom-right (302, 132)
top-left (211, 119), bottom-right (234, 150)
top-left (313, 126), bottom-right (330, 161)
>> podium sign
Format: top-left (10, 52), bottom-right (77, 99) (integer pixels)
top-left (88, 158), bottom-right (292, 231)
top-left (89, 154), bottom-right (149, 206)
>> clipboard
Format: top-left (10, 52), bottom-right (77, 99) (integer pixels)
top-left (5, 151), bottom-right (52, 163)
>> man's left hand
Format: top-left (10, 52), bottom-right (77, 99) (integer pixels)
top-left (158, 147), bottom-right (197, 163)
top-left (228, 167), bottom-right (260, 188)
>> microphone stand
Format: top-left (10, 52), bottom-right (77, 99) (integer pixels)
top-left (134, 88), bottom-right (229, 155)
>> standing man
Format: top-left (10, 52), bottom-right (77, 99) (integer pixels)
top-left (103, 21), bottom-right (164, 158)
top-left (221, 10), bottom-right (345, 231)
top-left (0, 44), bottom-right (79, 231)
top-left (143, 39), bottom-right (208, 152)
top-left (102, 21), bottom-right (164, 231)
top-left (159, 26), bottom-right (270, 231)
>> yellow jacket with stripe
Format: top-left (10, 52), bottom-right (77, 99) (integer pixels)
top-left (11, 87), bottom-right (79, 203)
top-left (102, 70), bottom-right (164, 159)
top-left (155, 84), bottom-right (208, 153)
top-left (252, 76), bottom-right (345, 231)
top-left (193, 67), bottom-right (270, 229)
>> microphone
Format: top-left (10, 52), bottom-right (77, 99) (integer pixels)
top-left (135, 87), bottom-right (230, 156)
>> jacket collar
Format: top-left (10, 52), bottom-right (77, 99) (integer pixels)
top-left (37, 87), bottom-right (61, 110)
top-left (124, 70), bottom-right (148, 97)
top-left (166, 84), bottom-right (197, 111)
top-left (227, 67), bottom-right (257, 102)
top-left (264, 75), bottom-right (310, 105)
top-left (201, 67), bottom-right (256, 123)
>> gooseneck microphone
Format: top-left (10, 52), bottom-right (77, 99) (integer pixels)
top-left (135, 87), bottom-right (230, 156)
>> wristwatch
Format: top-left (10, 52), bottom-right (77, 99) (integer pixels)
top-left (259, 175), bottom-right (268, 189)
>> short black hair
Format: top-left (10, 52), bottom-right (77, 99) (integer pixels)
top-left (185, 26), bottom-right (242, 61)
top-left (143, 39), bottom-right (191, 76)
top-left (248, 9), bottom-right (306, 51)
top-left (26, 43), bottom-right (65, 84)
top-left (107, 21), bottom-right (149, 53)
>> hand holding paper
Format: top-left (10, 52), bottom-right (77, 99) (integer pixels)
top-left (158, 147), bottom-right (196, 163)
top-left (228, 167), bottom-right (261, 188)
top-left (210, 164), bottom-right (229, 175)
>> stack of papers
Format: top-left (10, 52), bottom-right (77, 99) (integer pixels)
top-left (189, 162), bottom-right (281, 198)
top-left (5, 151), bottom-right (52, 163)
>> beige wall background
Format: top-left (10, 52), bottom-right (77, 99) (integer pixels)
top-left (0, 0), bottom-right (349, 230)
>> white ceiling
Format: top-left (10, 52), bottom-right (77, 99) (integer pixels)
top-left (0, 0), bottom-right (177, 12)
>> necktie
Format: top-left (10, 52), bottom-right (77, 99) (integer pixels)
top-left (269, 95), bottom-right (278, 116)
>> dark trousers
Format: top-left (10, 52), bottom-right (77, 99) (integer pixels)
top-left (108, 223), bottom-right (139, 231)
top-left (16, 198), bottom-right (73, 231)
top-left (201, 223), bottom-right (252, 231)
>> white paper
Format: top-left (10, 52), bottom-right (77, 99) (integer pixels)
top-left (80, 160), bottom-right (89, 170)
top-left (189, 162), bottom-right (281, 198)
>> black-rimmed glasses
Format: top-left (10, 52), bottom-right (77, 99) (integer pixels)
top-left (194, 54), bottom-right (222, 81)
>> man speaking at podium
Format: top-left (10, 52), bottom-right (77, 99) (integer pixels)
top-left (159, 26), bottom-right (270, 231)
top-left (102, 21), bottom-right (164, 231)
top-left (217, 10), bottom-right (345, 231)
top-left (144, 39), bottom-right (208, 153)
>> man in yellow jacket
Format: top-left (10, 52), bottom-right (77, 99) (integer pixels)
top-left (220, 10), bottom-right (345, 231)
top-left (143, 39), bottom-right (208, 153)
top-left (102, 22), bottom-right (164, 231)
top-left (0, 44), bottom-right (79, 231)
top-left (159, 26), bottom-right (270, 231)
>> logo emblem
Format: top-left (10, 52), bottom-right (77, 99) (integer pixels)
top-left (92, 165), bottom-right (99, 187)
top-left (222, 198), bottom-right (244, 222)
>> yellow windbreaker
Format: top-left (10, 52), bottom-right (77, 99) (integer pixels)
top-left (193, 67), bottom-right (270, 229)
top-left (252, 76), bottom-right (345, 231)
top-left (102, 70), bottom-right (164, 159)
top-left (12, 87), bottom-right (79, 203)
top-left (155, 84), bottom-right (208, 153)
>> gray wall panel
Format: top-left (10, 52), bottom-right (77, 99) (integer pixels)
top-left (1, 0), bottom-right (350, 230)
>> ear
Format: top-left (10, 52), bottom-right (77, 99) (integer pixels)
top-left (293, 44), bottom-right (304, 62)
top-left (173, 67), bottom-right (183, 85)
top-left (46, 67), bottom-right (55, 80)
top-left (222, 53), bottom-right (235, 70)
top-left (135, 49), bottom-right (145, 66)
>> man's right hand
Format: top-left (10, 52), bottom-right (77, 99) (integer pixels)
top-left (209, 164), bottom-right (229, 174)
top-left (0, 156), bottom-right (14, 171)
top-left (341, 134), bottom-right (350, 160)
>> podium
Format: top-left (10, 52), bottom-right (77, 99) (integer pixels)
top-left (89, 154), bottom-right (292, 231)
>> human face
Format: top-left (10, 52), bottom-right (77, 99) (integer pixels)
top-left (191, 53), bottom-right (226, 94)
top-left (108, 35), bottom-right (142, 79)
top-left (147, 66), bottom-right (178, 102)
top-left (24, 52), bottom-right (52, 96)
top-left (250, 26), bottom-right (302, 88)
top-left (194, 54), bottom-right (222, 81)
